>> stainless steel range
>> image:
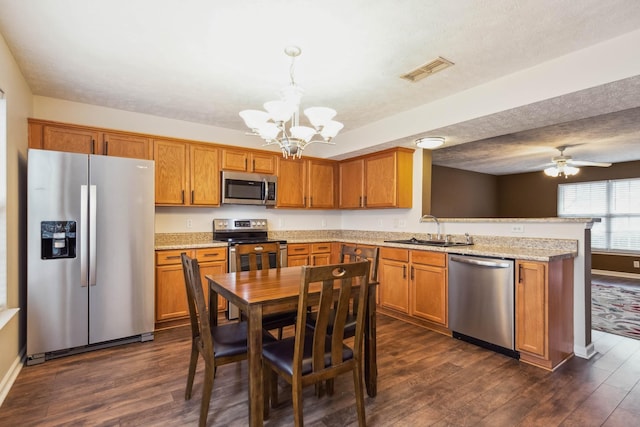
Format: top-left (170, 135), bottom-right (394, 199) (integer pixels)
top-left (213, 218), bottom-right (287, 319)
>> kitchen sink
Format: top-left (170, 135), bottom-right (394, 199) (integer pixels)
top-left (384, 237), bottom-right (474, 247)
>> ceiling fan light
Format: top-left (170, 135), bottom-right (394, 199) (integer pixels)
top-left (564, 165), bottom-right (580, 176)
top-left (415, 136), bottom-right (445, 149)
top-left (544, 166), bottom-right (559, 177)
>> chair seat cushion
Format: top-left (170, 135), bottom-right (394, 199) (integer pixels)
top-left (262, 333), bottom-right (354, 376)
top-left (262, 311), bottom-right (298, 330)
top-left (306, 310), bottom-right (357, 338)
top-left (212, 321), bottom-right (276, 359)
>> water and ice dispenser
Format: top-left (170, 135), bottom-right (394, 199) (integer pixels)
top-left (41, 221), bottom-right (76, 259)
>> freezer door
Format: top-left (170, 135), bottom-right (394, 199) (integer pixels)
top-left (27, 149), bottom-right (89, 356)
top-left (88, 155), bottom-right (155, 343)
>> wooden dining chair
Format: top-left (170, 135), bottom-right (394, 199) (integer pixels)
top-left (306, 245), bottom-right (380, 339)
top-left (235, 242), bottom-right (297, 339)
top-left (181, 252), bottom-right (275, 427)
top-left (262, 261), bottom-right (371, 426)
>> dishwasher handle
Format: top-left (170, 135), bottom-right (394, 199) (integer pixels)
top-left (449, 255), bottom-right (512, 269)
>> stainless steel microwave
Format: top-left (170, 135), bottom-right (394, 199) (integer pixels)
top-left (221, 171), bottom-right (277, 206)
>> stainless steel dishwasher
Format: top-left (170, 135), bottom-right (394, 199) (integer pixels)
top-left (448, 254), bottom-right (518, 358)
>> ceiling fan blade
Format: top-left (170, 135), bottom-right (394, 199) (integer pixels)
top-left (567, 159), bottom-right (612, 167)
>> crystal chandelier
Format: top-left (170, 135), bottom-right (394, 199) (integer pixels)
top-left (239, 46), bottom-right (343, 159)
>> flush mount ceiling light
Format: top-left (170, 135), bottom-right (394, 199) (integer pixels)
top-left (239, 45), bottom-right (343, 159)
top-left (414, 137), bottom-right (445, 149)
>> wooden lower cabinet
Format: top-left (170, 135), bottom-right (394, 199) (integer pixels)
top-left (310, 242), bottom-right (332, 265)
top-left (379, 248), bottom-right (410, 313)
top-left (410, 251), bottom-right (447, 326)
top-left (287, 242), bottom-right (334, 266)
top-left (515, 258), bottom-right (574, 370)
top-left (155, 247), bottom-right (227, 327)
top-left (379, 247), bottom-right (448, 333)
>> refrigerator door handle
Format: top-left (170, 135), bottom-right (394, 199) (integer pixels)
top-left (80, 185), bottom-right (89, 287)
top-left (89, 185), bottom-right (97, 286)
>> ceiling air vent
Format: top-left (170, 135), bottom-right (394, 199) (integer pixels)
top-left (401, 56), bottom-right (454, 82)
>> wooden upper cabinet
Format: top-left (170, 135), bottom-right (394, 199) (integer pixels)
top-left (276, 157), bottom-right (307, 208)
top-left (339, 158), bottom-right (365, 208)
top-left (42, 124), bottom-right (100, 154)
top-left (29, 119), bottom-right (152, 159)
top-left (221, 148), bottom-right (277, 174)
top-left (155, 139), bottom-right (220, 207)
top-left (307, 159), bottom-right (336, 209)
top-left (275, 157), bottom-right (336, 209)
top-left (338, 147), bottom-right (413, 209)
top-left (154, 139), bottom-right (188, 205)
top-left (365, 148), bottom-right (413, 208)
top-left (190, 144), bottom-right (220, 206)
top-left (102, 132), bottom-right (152, 159)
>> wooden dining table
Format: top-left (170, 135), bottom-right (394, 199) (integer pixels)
top-left (206, 265), bottom-right (378, 427)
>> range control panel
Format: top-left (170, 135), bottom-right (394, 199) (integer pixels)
top-left (213, 218), bottom-right (268, 232)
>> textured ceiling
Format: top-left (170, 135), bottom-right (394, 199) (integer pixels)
top-left (1, 0), bottom-right (640, 174)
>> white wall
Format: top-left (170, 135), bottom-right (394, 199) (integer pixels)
top-left (0, 31), bottom-right (33, 404)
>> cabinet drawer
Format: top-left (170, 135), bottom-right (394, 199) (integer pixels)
top-left (411, 250), bottom-right (446, 267)
top-left (195, 247), bottom-right (227, 261)
top-left (380, 247), bottom-right (409, 262)
top-left (156, 249), bottom-right (191, 265)
top-left (311, 242), bottom-right (331, 253)
top-left (288, 243), bottom-right (310, 255)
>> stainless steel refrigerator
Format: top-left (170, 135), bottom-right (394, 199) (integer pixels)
top-left (27, 149), bottom-right (155, 365)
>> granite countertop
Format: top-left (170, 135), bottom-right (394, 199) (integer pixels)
top-left (155, 230), bottom-right (578, 262)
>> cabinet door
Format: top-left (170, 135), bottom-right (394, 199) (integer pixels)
top-left (43, 125), bottom-right (100, 154)
top-left (190, 144), bottom-right (220, 206)
top-left (411, 263), bottom-right (447, 325)
top-left (103, 132), bottom-right (152, 159)
top-left (221, 148), bottom-right (250, 171)
top-left (379, 258), bottom-right (410, 313)
top-left (288, 255), bottom-right (310, 267)
top-left (199, 261), bottom-right (227, 312)
top-left (155, 264), bottom-right (188, 321)
top-left (339, 158), bottom-right (365, 208)
top-left (277, 158), bottom-right (307, 208)
top-left (251, 152), bottom-right (277, 174)
top-left (311, 253), bottom-right (331, 266)
top-left (154, 139), bottom-right (188, 205)
top-left (365, 152), bottom-right (398, 208)
top-left (307, 160), bottom-right (335, 208)
top-left (516, 261), bottom-right (547, 358)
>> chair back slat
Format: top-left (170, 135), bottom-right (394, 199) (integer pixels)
top-left (235, 242), bottom-right (281, 271)
top-left (294, 261), bottom-right (370, 377)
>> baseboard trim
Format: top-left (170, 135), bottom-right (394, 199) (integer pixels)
top-left (0, 347), bottom-right (24, 407)
top-left (592, 269), bottom-right (640, 280)
top-left (574, 342), bottom-right (596, 359)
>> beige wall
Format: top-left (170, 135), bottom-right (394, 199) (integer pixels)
top-left (0, 32), bottom-right (32, 398)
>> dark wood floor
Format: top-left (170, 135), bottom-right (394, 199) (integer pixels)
top-left (2, 314), bottom-right (640, 426)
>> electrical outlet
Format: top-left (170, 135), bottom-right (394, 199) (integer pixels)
top-left (186, 219), bottom-right (193, 229)
top-left (398, 219), bottom-right (407, 228)
top-left (511, 225), bottom-right (524, 233)
top-left (634, 260), bottom-right (640, 268)
top-left (321, 219), bottom-right (327, 228)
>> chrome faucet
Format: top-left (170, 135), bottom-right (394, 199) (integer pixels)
top-left (419, 214), bottom-right (441, 239)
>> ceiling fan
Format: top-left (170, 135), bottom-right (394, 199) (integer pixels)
top-left (543, 146), bottom-right (612, 177)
